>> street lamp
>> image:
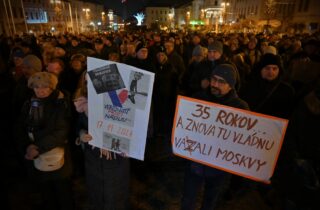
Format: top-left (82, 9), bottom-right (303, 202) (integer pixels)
top-left (82, 8), bottom-right (90, 31)
top-left (186, 11), bottom-right (190, 29)
top-left (101, 12), bottom-right (106, 30)
top-left (108, 10), bottom-right (114, 30)
top-left (83, 8), bottom-right (90, 17)
top-left (168, 13), bottom-right (174, 31)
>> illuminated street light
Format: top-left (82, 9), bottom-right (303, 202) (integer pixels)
top-left (108, 10), bottom-right (114, 30)
top-left (83, 8), bottom-right (90, 19)
top-left (168, 11), bottom-right (174, 31)
top-left (186, 11), bottom-right (190, 28)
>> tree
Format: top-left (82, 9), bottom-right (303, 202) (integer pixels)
top-left (134, 13), bottom-right (144, 26)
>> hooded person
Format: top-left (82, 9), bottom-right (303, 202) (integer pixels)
top-left (181, 64), bottom-right (249, 210)
top-left (240, 53), bottom-right (295, 118)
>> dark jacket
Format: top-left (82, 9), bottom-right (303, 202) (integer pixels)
top-left (240, 77), bottom-right (295, 119)
top-left (190, 88), bottom-right (249, 176)
top-left (15, 89), bottom-right (72, 179)
top-left (167, 51), bottom-right (186, 85)
top-left (153, 60), bottom-right (179, 136)
top-left (125, 56), bottom-right (156, 73)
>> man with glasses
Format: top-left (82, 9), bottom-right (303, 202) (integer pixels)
top-left (181, 64), bottom-right (249, 210)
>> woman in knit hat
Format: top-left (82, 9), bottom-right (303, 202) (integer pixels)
top-left (240, 53), bottom-right (295, 119)
top-left (15, 71), bottom-right (74, 210)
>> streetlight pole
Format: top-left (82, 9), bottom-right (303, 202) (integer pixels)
top-left (3, 0), bottom-right (12, 36)
top-left (101, 12), bottom-right (105, 31)
top-left (20, 0), bottom-right (28, 33)
top-left (7, 0), bottom-right (16, 34)
top-left (75, 7), bottom-right (79, 33)
top-left (68, 2), bottom-right (74, 33)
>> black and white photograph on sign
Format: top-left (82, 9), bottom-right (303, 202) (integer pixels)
top-left (127, 71), bottom-right (150, 110)
top-left (103, 132), bottom-right (130, 154)
top-left (88, 64), bottom-right (125, 94)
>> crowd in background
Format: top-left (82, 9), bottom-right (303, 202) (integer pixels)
top-left (0, 29), bottom-right (320, 210)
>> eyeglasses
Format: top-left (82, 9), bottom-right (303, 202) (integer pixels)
top-left (211, 76), bottom-right (227, 85)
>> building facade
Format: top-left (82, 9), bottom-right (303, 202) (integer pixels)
top-left (0, 0), bottom-right (104, 36)
top-left (145, 7), bottom-right (175, 30)
top-left (144, 0), bottom-right (320, 33)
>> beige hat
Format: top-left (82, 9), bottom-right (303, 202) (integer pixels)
top-left (28, 72), bottom-right (58, 90)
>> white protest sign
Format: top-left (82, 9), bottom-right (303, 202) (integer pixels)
top-left (87, 57), bottom-right (154, 160)
top-left (172, 96), bottom-right (288, 183)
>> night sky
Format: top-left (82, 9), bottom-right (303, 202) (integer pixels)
top-left (92, 0), bottom-right (187, 19)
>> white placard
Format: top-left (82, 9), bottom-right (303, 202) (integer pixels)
top-left (87, 57), bottom-right (154, 160)
top-left (172, 96), bottom-right (288, 183)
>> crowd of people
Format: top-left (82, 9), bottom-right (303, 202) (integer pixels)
top-left (0, 29), bottom-right (320, 210)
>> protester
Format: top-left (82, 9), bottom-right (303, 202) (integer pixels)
top-left (15, 72), bottom-right (74, 210)
top-left (164, 40), bottom-right (186, 89)
top-left (240, 53), bottom-right (295, 119)
top-left (276, 80), bottom-right (320, 210)
top-left (73, 72), bottom-right (130, 210)
top-left (181, 64), bottom-right (249, 210)
top-left (13, 54), bottom-right (43, 120)
top-left (152, 46), bottom-right (179, 158)
top-left (11, 47), bottom-right (25, 81)
top-left (125, 42), bottom-right (156, 73)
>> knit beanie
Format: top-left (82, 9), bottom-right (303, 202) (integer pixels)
top-left (208, 41), bottom-right (223, 54)
top-left (259, 53), bottom-right (282, 69)
top-left (23, 54), bottom-right (42, 72)
top-left (156, 45), bottom-right (166, 54)
top-left (192, 45), bottom-right (204, 57)
top-left (28, 72), bottom-right (58, 90)
top-left (211, 64), bottom-right (237, 88)
top-left (135, 42), bottom-right (148, 53)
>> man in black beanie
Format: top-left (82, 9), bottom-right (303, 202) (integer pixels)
top-left (181, 63), bottom-right (249, 210)
top-left (125, 42), bottom-right (156, 73)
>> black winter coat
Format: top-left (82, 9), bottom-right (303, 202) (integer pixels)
top-left (15, 89), bottom-right (72, 180)
top-left (153, 61), bottom-right (179, 136)
top-left (190, 89), bottom-right (249, 177)
top-left (240, 77), bottom-right (295, 119)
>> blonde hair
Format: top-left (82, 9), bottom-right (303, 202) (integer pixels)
top-left (74, 71), bottom-right (88, 99)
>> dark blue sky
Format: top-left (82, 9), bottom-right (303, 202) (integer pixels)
top-left (96, 0), bottom-right (186, 19)
top-left (101, 0), bottom-right (148, 19)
